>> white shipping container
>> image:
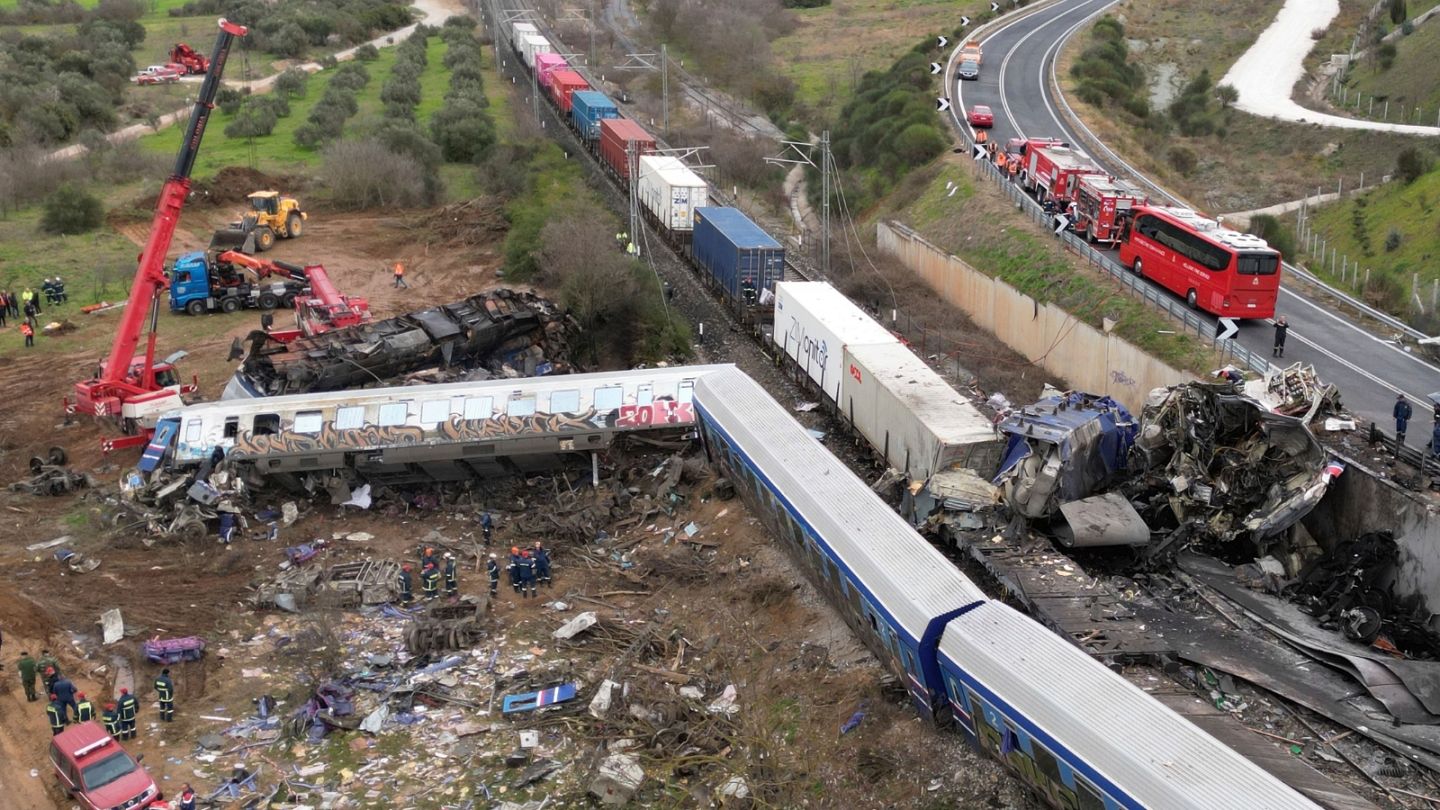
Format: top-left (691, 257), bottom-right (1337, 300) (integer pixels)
top-left (771, 282), bottom-right (896, 404)
top-left (511, 21), bottom-right (538, 46)
top-left (842, 342), bottom-right (1004, 482)
top-left (635, 155), bottom-right (708, 233)
top-left (521, 34), bottom-right (552, 69)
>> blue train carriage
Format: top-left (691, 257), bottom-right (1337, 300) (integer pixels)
top-left (693, 368), bottom-right (987, 718)
top-left (690, 207), bottom-right (784, 314)
top-left (570, 91), bottom-right (619, 143)
top-left (938, 601), bottom-right (1317, 810)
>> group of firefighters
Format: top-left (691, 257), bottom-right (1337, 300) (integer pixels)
top-left (18, 649), bottom-right (177, 739)
top-left (974, 129), bottom-right (1022, 181)
top-left (395, 511), bottom-right (555, 606)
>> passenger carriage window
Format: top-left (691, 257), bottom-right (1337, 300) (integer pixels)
top-left (677, 381), bottom-right (695, 403)
top-left (223, 417), bottom-right (239, 439)
top-left (636, 384), bottom-right (653, 406)
top-left (463, 396), bottom-right (493, 421)
top-left (1032, 741), bottom-right (1063, 785)
top-left (293, 411), bottom-right (323, 434)
top-left (1076, 778), bottom-right (1105, 810)
top-left (254, 414), bottom-right (280, 435)
top-left (420, 400), bottom-right (450, 425)
top-left (184, 419), bottom-right (202, 443)
top-left (508, 396), bottom-right (537, 417)
top-left (549, 389), bottom-right (581, 413)
top-left (378, 403), bottom-right (408, 427)
top-left (593, 386), bottom-right (623, 412)
top-left (335, 406), bottom-right (365, 430)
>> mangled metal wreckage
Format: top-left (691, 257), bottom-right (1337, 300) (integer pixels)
top-left (994, 383), bottom-right (1334, 554)
top-left (224, 290), bottom-right (574, 399)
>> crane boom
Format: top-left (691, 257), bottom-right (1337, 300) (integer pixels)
top-left (73, 18), bottom-right (246, 432)
top-left (214, 250), bottom-right (308, 282)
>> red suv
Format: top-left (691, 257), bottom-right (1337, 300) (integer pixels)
top-left (49, 722), bottom-right (161, 810)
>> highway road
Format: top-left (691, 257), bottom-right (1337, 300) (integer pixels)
top-left (947, 0), bottom-right (1440, 431)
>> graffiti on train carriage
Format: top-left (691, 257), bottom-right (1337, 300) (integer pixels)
top-left (617, 399), bottom-right (694, 427)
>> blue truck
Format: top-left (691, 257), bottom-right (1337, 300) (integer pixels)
top-left (690, 207), bottom-right (785, 308)
top-left (569, 91), bottom-right (619, 142)
top-left (169, 250), bottom-right (308, 316)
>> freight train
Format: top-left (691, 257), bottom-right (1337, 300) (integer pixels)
top-left (503, 19), bottom-right (783, 317)
top-left (492, 18), bottom-right (1317, 806)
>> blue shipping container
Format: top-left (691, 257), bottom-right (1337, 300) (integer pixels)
top-left (570, 91), bottom-right (619, 142)
top-left (691, 207), bottom-right (785, 305)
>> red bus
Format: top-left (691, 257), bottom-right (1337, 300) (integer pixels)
top-left (1118, 205), bottom-right (1280, 319)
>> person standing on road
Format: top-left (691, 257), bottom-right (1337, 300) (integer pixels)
top-left (155, 669), bottom-right (175, 722)
top-left (117, 687), bottom-right (139, 739)
top-left (487, 553), bottom-right (500, 596)
top-left (18, 651), bottom-right (38, 701)
top-left (392, 261), bottom-right (408, 289)
top-left (1273, 316), bottom-right (1288, 358)
top-left (46, 693), bottom-right (67, 735)
top-left (1395, 394), bottom-right (1414, 447)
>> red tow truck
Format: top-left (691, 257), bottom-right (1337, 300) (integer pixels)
top-left (169, 42), bottom-right (210, 74)
top-left (1020, 141), bottom-right (1102, 204)
top-left (67, 18), bottom-right (248, 450)
top-left (1069, 174), bottom-right (1148, 244)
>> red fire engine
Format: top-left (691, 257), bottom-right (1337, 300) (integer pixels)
top-left (1021, 143), bottom-right (1101, 203)
top-left (1069, 174), bottom-right (1148, 244)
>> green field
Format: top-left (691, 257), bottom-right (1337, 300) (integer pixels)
top-left (1343, 18), bottom-right (1440, 122)
top-left (136, 37), bottom-right (452, 179)
top-left (1308, 164), bottom-right (1440, 314)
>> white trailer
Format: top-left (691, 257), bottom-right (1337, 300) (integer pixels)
top-left (521, 34), bottom-right (552, 69)
top-left (842, 342), bottom-right (1004, 482)
top-left (770, 282), bottom-right (896, 404)
top-left (511, 21), bottom-right (538, 46)
top-left (635, 155), bottom-right (708, 234)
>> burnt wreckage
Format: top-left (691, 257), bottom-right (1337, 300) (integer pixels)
top-left (224, 290), bottom-right (574, 398)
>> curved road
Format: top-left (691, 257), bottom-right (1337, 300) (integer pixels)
top-left (948, 0), bottom-right (1439, 430)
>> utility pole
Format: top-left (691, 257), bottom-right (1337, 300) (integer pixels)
top-left (766, 131), bottom-right (833, 277)
top-left (627, 140), bottom-right (641, 257)
top-left (615, 49), bottom-right (668, 136)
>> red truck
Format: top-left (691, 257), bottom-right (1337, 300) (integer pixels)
top-left (1069, 174), bottom-right (1148, 244)
top-left (50, 721), bottom-right (163, 810)
top-left (1021, 142), bottom-right (1101, 204)
top-left (169, 42), bottom-right (210, 74)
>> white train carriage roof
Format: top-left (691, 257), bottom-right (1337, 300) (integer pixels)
top-left (170, 365), bottom-right (734, 424)
top-left (939, 601), bottom-right (1317, 809)
top-left (694, 367), bottom-right (987, 640)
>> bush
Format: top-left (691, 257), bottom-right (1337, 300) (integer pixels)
top-left (1389, 0), bottom-right (1407, 24)
top-left (443, 14), bottom-right (477, 29)
top-left (1386, 228), bottom-right (1403, 252)
top-left (353, 43), bottom-right (380, 61)
top-left (1402, 20), bottom-right (1415, 35)
top-left (41, 184), bottom-right (104, 234)
top-left (224, 100), bottom-right (279, 138)
top-left (1167, 146), bottom-right (1198, 175)
top-left (217, 87), bottom-right (247, 116)
top-left (274, 68), bottom-right (310, 99)
top-left (322, 138), bottom-right (431, 209)
top-left (1378, 43), bottom-right (1398, 71)
top-left (329, 62), bottom-right (370, 91)
top-left (1247, 214), bottom-right (1296, 259)
top-left (431, 98), bottom-right (496, 163)
top-left (319, 54), bottom-right (339, 70)
top-left (1396, 146), bottom-right (1433, 183)
top-left (293, 122), bottom-right (327, 149)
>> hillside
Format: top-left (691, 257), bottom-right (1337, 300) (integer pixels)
top-left (1307, 160), bottom-right (1440, 324)
top-left (1341, 13), bottom-right (1440, 123)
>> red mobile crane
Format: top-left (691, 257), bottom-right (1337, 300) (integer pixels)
top-left (68, 18), bottom-right (248, 449)
top-left (213, 250), bottom-right (372, 340)
top-left (169, 42), bottom-right (210, 74)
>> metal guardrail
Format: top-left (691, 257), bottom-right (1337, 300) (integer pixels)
top-left (959, 152), bottom-right (1272, 375)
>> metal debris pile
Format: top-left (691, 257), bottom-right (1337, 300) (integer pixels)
top-left (1126, 382), bottom-right (1331, 560)
top-left (9, 447), bottom-right (93, 496)
top-left (1292, 531), bottom-right (1440, 657)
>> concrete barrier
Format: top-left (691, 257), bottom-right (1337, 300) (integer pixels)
top-left (876, 220), bottom-right (1194, 412)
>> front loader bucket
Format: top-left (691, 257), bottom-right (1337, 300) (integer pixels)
top-left (209, 227), bottom-right (256, 254)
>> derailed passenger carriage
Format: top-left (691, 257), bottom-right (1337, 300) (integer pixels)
top-left (694, 368), bottom-right (988, 719)
top-left (158, 366), bottom-right (729, 483)
top-left (693, 368), bottom-right (1315, 809)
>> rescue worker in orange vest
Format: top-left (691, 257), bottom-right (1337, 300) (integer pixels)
top-left (392, 261), bottom-right (408, 289)
top-left (1008, 154), bottom-right (1021, 180)
top-left (995, 150), bottom-right (1008, 173)
top-left (975, 128), bottom-right (987, 147)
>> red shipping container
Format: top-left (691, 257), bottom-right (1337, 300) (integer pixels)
top-left (599, 118), bottom-right (656, 180)
top-left (548, 70), bottom-right (589, 114)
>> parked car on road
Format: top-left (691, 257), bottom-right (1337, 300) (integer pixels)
top-left (958, 59), bottom-right (980, 81)
top-left (50, 721), bottom-right (162, 810)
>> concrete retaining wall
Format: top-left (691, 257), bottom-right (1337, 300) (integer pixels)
top-left (876, 221), bottom-right (1194, 412)
top-left (1302, 452), bottom-right (1440, 606)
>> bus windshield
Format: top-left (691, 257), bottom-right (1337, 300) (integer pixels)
top-left (1236, 253), bottom-right (1279, 275)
